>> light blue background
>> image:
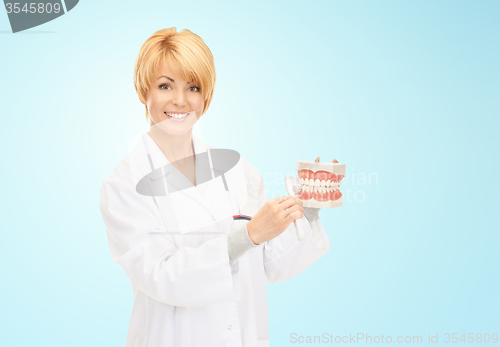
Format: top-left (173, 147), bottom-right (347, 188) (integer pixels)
top-left (1, 1), bottom-right (498, 346)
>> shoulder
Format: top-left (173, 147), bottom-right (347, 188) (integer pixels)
top-left (239, 155), bottom-right (261, 180)
top-left (99, 155), bottom-right (134, 207)
top-left (100, 135), bottom-right (147, 194)
top-left (101, 155), bottom-right (131, 184)
top-left (234, 151), bottom-right (264, 188)
top-left (203, 141), bottom-right (263, 188)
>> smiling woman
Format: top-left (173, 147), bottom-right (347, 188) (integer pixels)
top-left (100, 26), bottom-right (328, 347)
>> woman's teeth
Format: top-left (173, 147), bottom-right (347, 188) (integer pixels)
top-left (165, 112), bottom-right (189, 119)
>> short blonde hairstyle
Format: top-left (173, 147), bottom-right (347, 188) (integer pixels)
top-left (133, 27), bottom-right (216, 122)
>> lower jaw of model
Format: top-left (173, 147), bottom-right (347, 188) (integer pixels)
top-left (296, 160), bottom-right (346, 208)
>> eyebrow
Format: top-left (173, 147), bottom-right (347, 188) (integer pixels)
top-left (157, 75), bottom-right (192, 84)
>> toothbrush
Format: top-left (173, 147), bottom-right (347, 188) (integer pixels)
top-left (285, 176), bottom-right (304, 241)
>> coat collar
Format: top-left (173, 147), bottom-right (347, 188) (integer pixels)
top-left (136, 130), bottom-right (211, 192)
top-left (143, 131), bottom-right (206, 175)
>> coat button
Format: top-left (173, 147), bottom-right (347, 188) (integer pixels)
top-left (228, 325), bottom-right (232, 330)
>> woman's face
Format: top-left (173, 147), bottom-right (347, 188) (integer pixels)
top-left (143, 65), bottom-right (205, 135)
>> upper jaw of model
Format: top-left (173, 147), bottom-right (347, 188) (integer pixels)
top-left (296, 159), bottom-right (346, 208)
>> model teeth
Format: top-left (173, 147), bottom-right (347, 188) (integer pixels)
top-left (301, 180), bottom-right (340, 189)
top-left (300, 186), bottom-right (340, 192)
top-left (165, 112), bottom-right (189, 119)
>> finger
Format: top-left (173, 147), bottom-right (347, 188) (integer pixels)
top-left (278, 196), bottom-right (301, 210)
top-left (332, 159), bottom-right (338, 163)
top-left (289, 204), bottom-right (303, 214)
top-left (282, 202), bottom-right (302, 218)
top-left (315, 157), bottom-right (320, 163)
top-left (292, 198), bottom-right (304, 210)
top-left (272, 196), bottom-right (289, 203)
top-left (284, 208), bottom-right (303, 222)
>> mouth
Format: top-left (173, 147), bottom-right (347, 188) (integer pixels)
top-left (165, 112), bottom-right (189, 119)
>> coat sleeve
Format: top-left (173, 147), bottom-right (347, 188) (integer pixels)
top-left (99, 168), bottom-right (237, 308)
top-left (252, 170), bottom-right (331, 284)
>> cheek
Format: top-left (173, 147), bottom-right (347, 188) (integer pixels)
top-left (149, 90), bottom-right (168, 105)
top-left (149, 95), bottom-right (163, 108)
top-left (188, 94), bottom-right (204, 106)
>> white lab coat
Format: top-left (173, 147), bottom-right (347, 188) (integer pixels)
top-left (99, 131), bottom-right (331, 347)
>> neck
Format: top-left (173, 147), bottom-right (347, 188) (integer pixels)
top-left (147, 126), bottom-right (195, 164)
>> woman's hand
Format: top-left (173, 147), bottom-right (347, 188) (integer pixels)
top-left (246, 196), bottom-right (304, 245)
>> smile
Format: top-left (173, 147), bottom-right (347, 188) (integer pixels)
top-left (165, 112), bottom-right (189, 119)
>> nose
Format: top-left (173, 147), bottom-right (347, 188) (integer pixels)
top-left (172, 89), bottom-right (186, 107)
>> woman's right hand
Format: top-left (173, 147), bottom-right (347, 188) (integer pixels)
top-left (246, 196), bottom-right (304, 245)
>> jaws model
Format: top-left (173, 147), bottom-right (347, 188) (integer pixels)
top-left (285, 158), bottom-right (346, 241)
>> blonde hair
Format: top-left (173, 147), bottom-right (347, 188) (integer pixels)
top-left (133, 27), bottom-right (216, 122)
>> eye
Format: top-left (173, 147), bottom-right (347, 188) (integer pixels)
top-left (159, 83), bottom-right (171, 90)
top-left (190, 86), bottom-right (201, 92)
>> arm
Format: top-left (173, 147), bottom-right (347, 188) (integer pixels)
top-left (253, 173), bottom-right (331, 284)
top-left (227, 223), bottom-right (259, 266)
top-left (99, 173), bottom-right (238, 308)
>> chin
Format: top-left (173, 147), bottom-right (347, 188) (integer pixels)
top-left (152, 120), bottom-right (195, 135)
